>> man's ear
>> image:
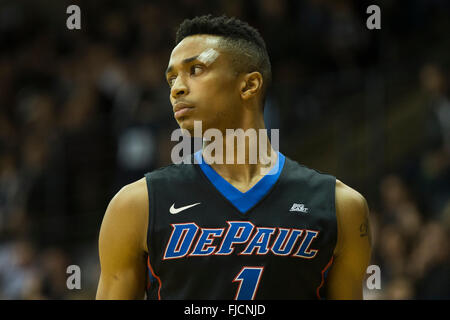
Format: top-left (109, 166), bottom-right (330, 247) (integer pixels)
top-left (240, 72), bottom-right (263, 101)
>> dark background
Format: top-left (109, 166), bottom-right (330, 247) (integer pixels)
top-left (0, 0), bottom-right (449, 299)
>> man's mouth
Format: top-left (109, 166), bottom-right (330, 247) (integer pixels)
top-left (173, 102), bottom-right (194, 119)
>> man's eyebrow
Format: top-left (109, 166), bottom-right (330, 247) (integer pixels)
top-left (165, 55), bottom-right (199, 76)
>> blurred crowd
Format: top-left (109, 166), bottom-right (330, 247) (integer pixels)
top-left (0, 0), bottom-right (449, 299)
top-left (364, 62), bottom-right (450, 299)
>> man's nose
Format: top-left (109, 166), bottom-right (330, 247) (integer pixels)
top-left (171, 77), bottom-right (189, 98)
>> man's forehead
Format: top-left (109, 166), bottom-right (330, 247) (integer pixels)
top-left (169, 35), bottom-right (223, 63)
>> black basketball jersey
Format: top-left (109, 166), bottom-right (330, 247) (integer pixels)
top-left (144, 151), bottom-right (337, 300)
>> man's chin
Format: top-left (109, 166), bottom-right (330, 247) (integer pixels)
top-left (177, 118), bottom-right (222, 138)
top-left (177, 118), bottom-right (197, 136)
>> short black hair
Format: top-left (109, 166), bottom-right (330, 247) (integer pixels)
top-left (175, 15), bottom-right (272, 106)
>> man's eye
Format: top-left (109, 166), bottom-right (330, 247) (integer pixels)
top-left (191, 65), bottom-right (203, 75)
top-left (168, 77), bottom-right (176, 86)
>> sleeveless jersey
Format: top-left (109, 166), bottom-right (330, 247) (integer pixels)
top-left (144, 151), bottom-right (337, 300)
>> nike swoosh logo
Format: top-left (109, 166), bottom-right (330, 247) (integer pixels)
top-left (169, 202), bottom-right (201, 214)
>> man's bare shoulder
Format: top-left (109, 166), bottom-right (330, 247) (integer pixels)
top-left (103, 177), bottom-right (149, 251)
top-left (335, 179), bottom-right (368, 216)
top-left (110, 177), bottom-right (148, 209)
top-left (97, 177), bottom-right (149, 299)
top-left (334, 179), bottom-right (371, 255)
top-left (327, 180), bottom-right (372, 299)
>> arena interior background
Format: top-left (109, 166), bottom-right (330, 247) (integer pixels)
top-left (0, 0), bottom-right (449, 299)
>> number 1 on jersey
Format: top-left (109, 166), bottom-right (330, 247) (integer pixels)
top-left (233, 266), bottom-right (264, 300)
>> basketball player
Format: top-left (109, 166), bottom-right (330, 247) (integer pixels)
top-left (96, 15), bottom-right (371, 300)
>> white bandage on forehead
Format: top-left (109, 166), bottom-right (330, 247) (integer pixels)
top-left (197, 48), bottom-right (219, 66)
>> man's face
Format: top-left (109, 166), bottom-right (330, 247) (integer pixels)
top-left (166, 35), bottom-right (242, 134)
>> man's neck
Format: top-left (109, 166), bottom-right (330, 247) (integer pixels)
top-left (201, 117), bottom-right (278, 193)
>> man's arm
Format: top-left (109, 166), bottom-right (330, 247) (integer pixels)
top-left (96, 178), bottom-right (149, 299)
top-left (325, 180), bottom-right (372, 299)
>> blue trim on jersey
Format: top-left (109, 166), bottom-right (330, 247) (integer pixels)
top-left (194, 150), bottom-right (285, 214)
